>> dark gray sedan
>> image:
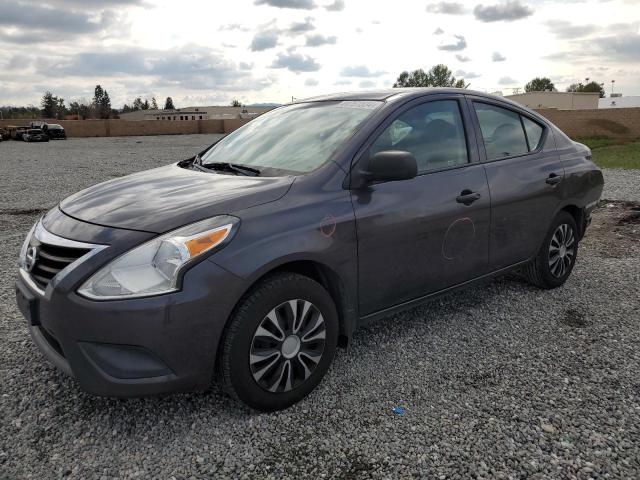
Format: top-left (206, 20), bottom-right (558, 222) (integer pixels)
top-left (16, 88), bottom-right (603, 411)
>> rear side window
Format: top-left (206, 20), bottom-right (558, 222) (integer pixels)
top-left (522, 116), bottom-right (543, 150)
top-left (370, 99), bottom-right (468, 173)
top-left (473, 103), bottom-right (528, 160)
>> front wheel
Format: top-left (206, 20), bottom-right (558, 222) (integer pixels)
top-left (220, 272), bottom-right (338, 411)
top-left (523, 211), bottom-right (579, 289)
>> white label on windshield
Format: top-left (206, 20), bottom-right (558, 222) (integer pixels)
top-left (335, 101), bottom-right (380, 110)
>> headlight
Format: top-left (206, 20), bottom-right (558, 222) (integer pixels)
top-left (78, 216), bottom-right (239, 300)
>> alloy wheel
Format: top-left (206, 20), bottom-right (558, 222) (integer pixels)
top-left (249, 299), bottom-right (326, 393)
top-left (548, 223), bottom-right (575, 278)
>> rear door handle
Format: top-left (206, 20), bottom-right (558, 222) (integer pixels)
top-left (546, 173), bottom-right (562, 185)
top-left (456, 190), bottom-right (481, 205)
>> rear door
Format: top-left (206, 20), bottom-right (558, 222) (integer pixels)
top-left (466, 96), bottom-right (565, 270)
top-left (351, 95), bottom-right (491, 316)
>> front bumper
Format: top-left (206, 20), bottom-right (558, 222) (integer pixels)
top-left (15, 213), bottom-right (246, 397)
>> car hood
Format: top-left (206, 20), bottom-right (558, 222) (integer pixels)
top-left (60, 164), bottom-right (294, 233)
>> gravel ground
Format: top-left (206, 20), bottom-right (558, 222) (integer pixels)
top-left (602, 169), bottom-right (640, 202)
top-left (1, 136), bottom-right (639, 479)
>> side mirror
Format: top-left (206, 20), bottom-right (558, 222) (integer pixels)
top-left (357, 150), bottom-right (418, 186)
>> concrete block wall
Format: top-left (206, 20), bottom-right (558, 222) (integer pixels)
top-left (0, 119), bottom-right (229, 137)
top-left (223, 118), bottom-right (250, 134)
top-left (536, 107), bottom-right (640, 139)
top-left (2, 108), bottom-right (639, 140)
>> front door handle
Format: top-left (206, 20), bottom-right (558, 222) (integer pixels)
top-left (456, 190), bottom-right (481, 205)
top-left (546, 173), bottom-right (562, 185)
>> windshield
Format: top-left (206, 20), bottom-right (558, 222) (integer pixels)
top-left (201, 101), bottom-right (381, 174)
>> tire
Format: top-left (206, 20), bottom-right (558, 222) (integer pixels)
top-left (524, 211), bottom-right (579, 289)
top-left (220, 272), bottom-right (338, 411)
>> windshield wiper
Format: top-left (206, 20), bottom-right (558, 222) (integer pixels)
top-left (203, 162), bottom-right (261, 176)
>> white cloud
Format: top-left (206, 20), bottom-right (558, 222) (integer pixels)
top-left (498, 76), bottom-right (518, 85)
top-left (492, 51), bottom-right (506, 62)
top-left (305, 34), bottom-right (337, 46)
top-left (456, 69), bottom-right (481, 79)
top-left (437, 34), bottom-right (467, 51)
top-left (250, 30), bottom-right (279, 51)
top-left (254, 0), bottom-right (316, 9)
top-left (270, 50), bottom-right (321, 72)
top-left (0, 0), bottom-right (638, 106)
top-left (358, 80), bottom-right (376, 88)
top-left (340, 65), bottom-right (386, 77)
top-left (324, 0), bottom-right (344, 11)
top-left (426, 2), bottom-right (465, 15)
top-left (474, 1), bottom-right (533, 22)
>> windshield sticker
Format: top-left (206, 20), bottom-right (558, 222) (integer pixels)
top-left (336, 101), bottom-right (380, 110)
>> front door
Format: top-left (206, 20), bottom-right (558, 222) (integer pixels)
top-left (351, 97), bottom-right (491, 316)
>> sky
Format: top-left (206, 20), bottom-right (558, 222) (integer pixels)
top-left (0, 0), bottom-right (638, 108)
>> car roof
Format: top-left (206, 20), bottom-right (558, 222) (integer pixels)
top-left (297, 87), bottom-right (520, 105)
top-left (294, 87), bottom-right (543, 121)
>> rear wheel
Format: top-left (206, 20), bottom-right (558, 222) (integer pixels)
top-left (524, 211), bottom-right (579, 289)
top-left (220, 272), bottom-right (338, 411)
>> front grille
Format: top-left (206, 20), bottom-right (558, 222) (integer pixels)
top-left (28, 237), bottom-right (90, 290)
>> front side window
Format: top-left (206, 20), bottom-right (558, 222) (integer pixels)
top-left (202, 101), bottom-right (380, 174)
top-left (369, 100), bottom-right (469, 173)
top-left (473, 103), bottom-right (528, 160)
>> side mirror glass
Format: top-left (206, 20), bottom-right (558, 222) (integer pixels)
top-left (361, 150), bottom-right (418, 184)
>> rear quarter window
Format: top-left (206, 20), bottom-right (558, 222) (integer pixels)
top-left (522, 117), bottom-right (543, 150)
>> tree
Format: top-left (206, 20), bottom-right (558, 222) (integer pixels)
top-left (40, 91), bottom-right (67, 119)
top-left (151, 97), bottom-right (158, 109)
top-left (93, 84), bottom-right (104, 116)
top-left (393, 64), bottom-right (466, 88)
top-left (164, 97), bottom-right (175, 110)
top-left (567, 81), bottom-right (605, 98)
top-left (69, 100), bottom-right (91, 120)
top-left (133, 97), bottom-right (144, 110)
top-left (41, 91), bottom-right (57, 118)
top-left (525, 77), bottom-right (556, 92)
top-left (100, 90), bottom-right (112, 119)
top-left (0, 106), bottom-right (41, 120)
top-left (92, 85), bottom-right (112, 119)
top-left (122, 97), bottom-right (152, 113)
top-left (56, 97), bottom-right (67, 119)
top-left (230, 99), bottom-right (242, 107)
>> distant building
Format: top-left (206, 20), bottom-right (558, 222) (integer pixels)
top-left (505, 91), bottom-right (600, 110)
top-left (598, 95), bottom-right (640, 109)
top-left (119, 105), bottom-right (275, 121)
top-left (150, 109), bottom-right (209, 121)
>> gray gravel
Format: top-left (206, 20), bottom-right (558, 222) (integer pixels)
top-left (1, 136), bottom-right (639, 479)
top-left (602, 169), bottom-right (640, 202)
